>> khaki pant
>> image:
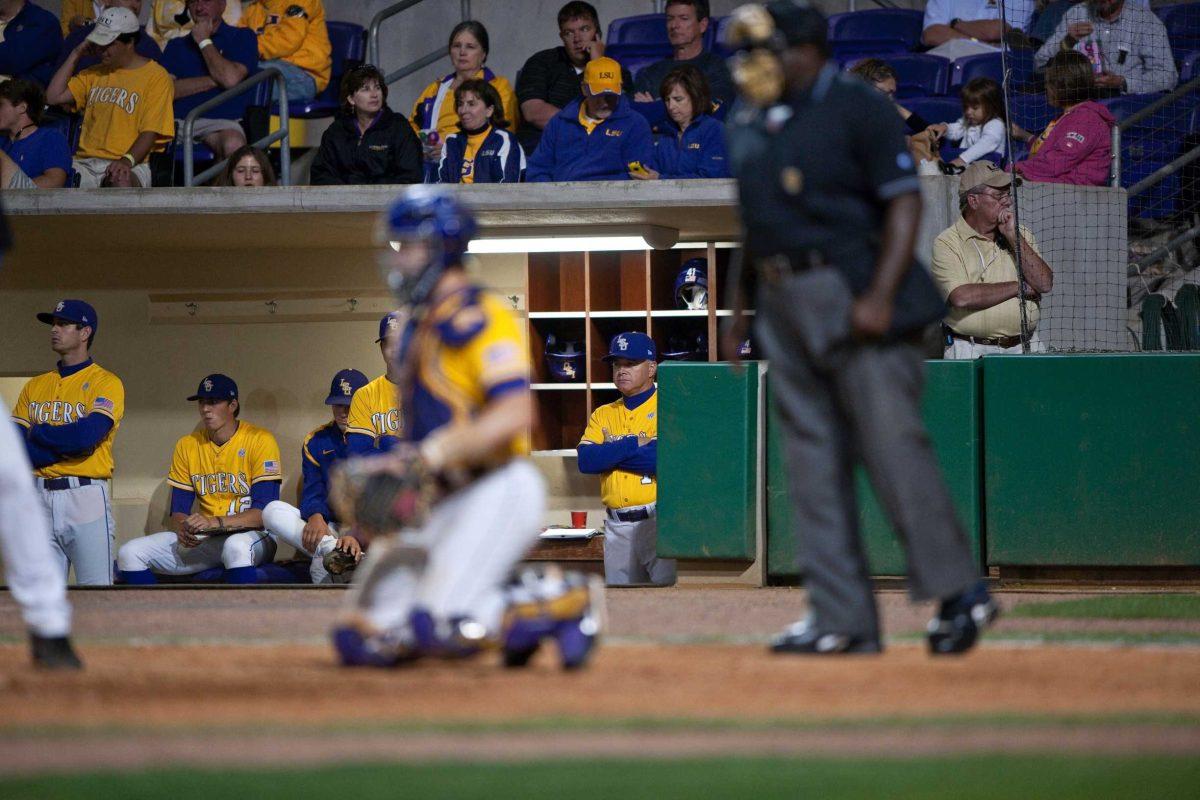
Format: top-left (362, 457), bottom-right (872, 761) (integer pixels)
top-left (73, 157), bottom-right (152, 188)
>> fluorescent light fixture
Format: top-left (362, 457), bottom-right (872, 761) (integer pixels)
top-left (467, 235), bottom-right (652, 254)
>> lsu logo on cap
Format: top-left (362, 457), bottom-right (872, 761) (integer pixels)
top-left (598, 69), bottom-right (616, 81)
top-left (616, 335), bottom-right (628, 351)
top-left (387, 316), bottom-right (400, 331)
top-left (55, 301), bottom-right (65, 312)
top-left (340, 378), bottom-right (353, 396)
top-left (203, 378), bottom-right (214, 392)
top-left (562, 362), bottom-right (577, 379)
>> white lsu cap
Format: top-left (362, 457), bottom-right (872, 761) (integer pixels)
top-left (86, 7), bottom-right (142, 46)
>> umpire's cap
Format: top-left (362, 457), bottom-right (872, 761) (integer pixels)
top-left (188, 373), bottom-right (238, 401)
top-left (326, 368), bottom-right (368, 406)
top-left (767, 1), bottom-right (827, 48)
top-left (37, 299), bottom-right (98, 332)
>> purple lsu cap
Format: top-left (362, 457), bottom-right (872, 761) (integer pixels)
top-left (37, 299), bottom-right (98, 332)
top-left (375, 311), bottom-right (401, 343)
top-left (325, 368), bottom-right (368, 405)
top-left (187, 373), bottom-right (238, 401)
top-left (603, 332), bottom-right (657, 363)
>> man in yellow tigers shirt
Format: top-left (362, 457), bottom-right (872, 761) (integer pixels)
top-left (12, 299), bottom-right (124, 587)
top-left (578, 332), bottom-right (675, 586)
top-left (117, 374), bottom-right (283, 584)
top-left (240, 0), bottom-right (329, 102)
top-left (346, 312), bottom-right (404, 455)
top-left (46, 6), bottom-right (174, 187)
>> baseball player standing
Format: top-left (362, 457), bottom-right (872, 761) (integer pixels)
top-left (333, 188), bottom-right (601, 670)
top-left (578, 332), bottom-right (675, 586)
top-left (117, 373), bottom-right (283, 583)
top-left (0, 206), bottom-right (81, 668)
top-left (262, 367), bottom-right (368, 583)
top-left (345, 313), bottom-right (404, 455)
top-left (12, 299), bottom-right (125, 586)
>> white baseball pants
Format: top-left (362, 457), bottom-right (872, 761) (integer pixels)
top-left (117, 529), bottom-right (276, 575)
top-left (262, 500), bottom-right (338, 584)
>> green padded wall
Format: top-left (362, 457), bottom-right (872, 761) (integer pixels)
top-left (657, 363), bottom-right (759, 560)
top-left (767, 360), bottom-right (984, 578)
top-left (984, 354), bottom-right (1200, 566)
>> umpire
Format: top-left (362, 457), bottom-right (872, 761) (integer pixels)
top-left (722, 1), bottom-right (997, 655)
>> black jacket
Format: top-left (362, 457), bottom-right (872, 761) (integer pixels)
top-left (310, 106), bottom-right (422, 185)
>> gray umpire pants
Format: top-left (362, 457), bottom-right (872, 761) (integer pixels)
top-left (756, 267), bottom-right (978, 641)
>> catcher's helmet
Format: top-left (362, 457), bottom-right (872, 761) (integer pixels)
top-left (381, 187), bottom-right (477, 309)
top-left (545, 335), bottom-right (584, 382)
top-left (660, 333), bottom-right (708, 361)
top-left (674, 259), bottom-right (709, 310)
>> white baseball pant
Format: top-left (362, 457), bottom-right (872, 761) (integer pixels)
top-left (602, 505), bottom-right (676, 586)
top-left (262, 500), bottom-right (338, 584)
top-left (117, 529), bottom-right (276, 575)
top-left (347, 459), bottom-right (546, 637)
top-left (0, 400), bottom-right (72, 637)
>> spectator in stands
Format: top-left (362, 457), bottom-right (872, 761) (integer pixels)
top-left (60, 0), bottom-right (104, 34)
top-left (922, 0), bottom-right (1026, 49)
top-left (310, 64), bottom-right (421, 186)
top-left (516, 1), bottom-right (633, 153)
top-left (0, 79), bottom-right (70, 188)
top-left (1035, 0), bottom-right (1176, 95)
top-left (239, 0), bottom-right (329, 103)
top-left (632, 65), bottom-right (727, 180)
top-left (929, 77), bottom-right (1007, 170)
top-left (850, 58), bottom-right (934, 136)
top-left (55, 1), bottom-right (163, 76)
top-left (1015, 51), bottom-right (1114, 185)
top-left (437, 79), bottom-right (524, 184)
top-left (46, 6), bottom-right (174, 188)
top-left (412, 21), bottom-right (518, 182)
top-left (527, 56), bottom-right (652, 182)
top-left (147, 0), bottom-right (241, 48)
top-left (931, 162), bottom-right (1054, 358)
top-left (632, 0), bottom-right (734, 112)
top-left (219, 143), bottom-right (275, 185)
top-left (161, 0), bottom-right (256, 162)
top-left (0, 0), bottom-right (63, 86)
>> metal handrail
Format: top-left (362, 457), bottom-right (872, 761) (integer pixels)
top-left (1118, 75), bottom-right (1200, 132)
top-left (366, 0), bottom-right (469, 85)
top-left (182, 67), bottom-right (290, 187)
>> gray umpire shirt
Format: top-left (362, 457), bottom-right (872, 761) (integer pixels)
top-left (1035, 2), bottom-right (1178, 94)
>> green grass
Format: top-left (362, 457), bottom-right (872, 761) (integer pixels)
top-left (2, 755), bottom-right (1198, 799)
top-left (1009, 594), bottom-right (1200, 621)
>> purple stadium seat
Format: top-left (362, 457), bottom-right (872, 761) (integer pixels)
top-left (1157, 3), bottom-right (1200, 57)
top-left (1007, 92), bottom-right (1056, 134)
top-left (949, 52), bottom-right (1003, 89)
top-left (866, 53), bottom-right (950, 97)
top-left (273, 20), bottom-right (364, 119)
top-left (607, 14), bottom-right (668, 47)
top-left (903, 96), bottom-right (962, 125)
top-left (828, 9), bottom-right (924, 48)
top-left (1179, 50), bottom-right (1200, 83)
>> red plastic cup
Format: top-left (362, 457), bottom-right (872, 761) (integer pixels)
top-left (570, 511), bottom-right (587, 528)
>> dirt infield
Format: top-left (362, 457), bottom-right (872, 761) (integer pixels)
top-left (1, 588), bottom-right (1198, 774)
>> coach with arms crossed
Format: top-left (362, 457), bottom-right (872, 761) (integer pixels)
top-left (577, 332), bottom-right (675, 587)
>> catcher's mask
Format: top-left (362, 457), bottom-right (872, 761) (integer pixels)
top-left (378, 187), bottom-right (478, 311)
top-left (724, 1), bottom-right (828, 108)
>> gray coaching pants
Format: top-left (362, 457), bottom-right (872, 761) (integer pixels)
top-left (755, 267), bottom-right (978, 640)
top-left (603, 507), bottom-right (676, 587)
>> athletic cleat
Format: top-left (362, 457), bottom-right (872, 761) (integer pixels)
top-left (769, 619), bottom-right (882, 655)
top-left (500, 568), bottom-right (605, 670)
top-left (30, 635), bottom-right (83, 670)
top-left (927, 581), bottom-right (1000, 655)
top-left (331, 623), bottom-right (417, 668)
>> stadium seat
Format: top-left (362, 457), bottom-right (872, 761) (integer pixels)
top-left (1179, 50), bottom-right (1200, 84)
top-left (604, 45), bottom-right (668, 80)
top-left (607, 13), bottom-right (668, 47)
top-left (633, 99), bottom-right (669, 129)
top-left (273, 20), bottom-right (364, 119)
top-left (949, 52), bottom-right (1003, 89)
top-left (705, 15), bottom-right (726, 53)
top-left (903, 96), bottom-right (962, 125)
top-left (1157, 3), bottom-right (1200, 57)
top-left (827, 8), bottom-right (924, 49)
top-left (1007, 92), bottom-right (1057, 134)
top-left (874, 53), bottom-right (950, 97)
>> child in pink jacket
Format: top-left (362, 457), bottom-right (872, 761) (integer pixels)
top-left (1015, 51), bottom-right (1115, 186)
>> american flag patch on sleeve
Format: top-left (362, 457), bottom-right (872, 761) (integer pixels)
top-left (94, 397), bottom-right (115, 413)
top-left (263, 460), bottom-right (280, 476)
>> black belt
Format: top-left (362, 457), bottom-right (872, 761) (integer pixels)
top-left (608, 507), bottom-right (654, 523)
top-left (945, 328), bottom-right (1027, 348)
top-left (39, 477), bottom-right (94, 491)
top-left (757, 250), bottom-right (828, 283)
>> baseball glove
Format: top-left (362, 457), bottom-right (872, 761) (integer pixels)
top-left (330, 451), bottom-right (441, 539)
top-left (323, 546), bottom-right (361, 584)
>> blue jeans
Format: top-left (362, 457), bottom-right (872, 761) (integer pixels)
top-left (261, 59), bottom-right (318, 103)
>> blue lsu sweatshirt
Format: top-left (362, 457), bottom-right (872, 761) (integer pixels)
top-left (525, 95), bottom-right (654, 182)
top-left (436, 125), bottom-right (525, 184)
top-left (650, 114), bottom-right (731, 179)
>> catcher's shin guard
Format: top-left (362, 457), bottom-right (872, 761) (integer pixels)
top-left (501, 567), bottom-right (605, 670)
top-left (331, 621), bottom-right (419, 668)
top-left (409, 607), bottom-right (490, 659)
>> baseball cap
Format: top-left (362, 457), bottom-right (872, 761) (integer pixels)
top-left (583, 57), bottom-right (623, 96)
top-left (187, 373), bottom-right (238, 402)
top-left (959, 162), bottom-right (1021, 197)
top-left (37, 299), bottom-right (98, 331)
top-left (375, 311), bottom-right (401, 343)
top-left (767, 0), bottom-right (827, 48)
top-left (86, 7), bottom-right (141, 46)
top-left (603, 332), bottom-right (656, 363)
top-left (325, 368), bottom-right (368, 406)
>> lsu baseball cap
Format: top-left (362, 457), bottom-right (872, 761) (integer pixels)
top-left (583, 57), bottom-right (623, 96)
top-left (37, 299), bottom-right (98, 331)
top-left (325, 368), bottom-right (368, 406)
top-left (187, 373), bottom-right (239, 402)
top-left (603, 331), bottom-right (657, 363)
top-left (375, 311), bottom-right (401, 343)
top-left (86, 6), bottom-right (141, 46)
top-left (959, 162), bottom-right (1021, 197)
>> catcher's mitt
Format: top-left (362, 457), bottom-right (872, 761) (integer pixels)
top-left (330, 450), bottom-right (442, 539)
top-left (323, 547), bottom-right (361, 584)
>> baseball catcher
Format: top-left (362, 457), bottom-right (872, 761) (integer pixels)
top-left (330, 187), bottom-right (603, 669)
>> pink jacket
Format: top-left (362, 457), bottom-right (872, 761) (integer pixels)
top-left (1015, 101), bottom-right (1116, 187)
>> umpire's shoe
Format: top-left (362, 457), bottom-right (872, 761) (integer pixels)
top-left (30, 634), bottom-right (83, 670)
top-left (927, 581), bottom-right (1000, 655)
top-left (770, 619), bottom-right (882, 655)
